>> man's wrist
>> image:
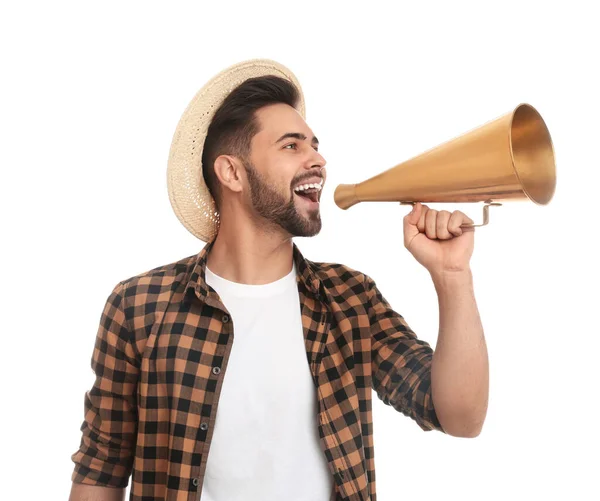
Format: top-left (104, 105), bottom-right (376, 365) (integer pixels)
top-left (430, 268), bottom-right (474, 293)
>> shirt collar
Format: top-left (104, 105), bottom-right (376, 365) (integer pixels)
top-left (184, 236), bottom-right (322, 304)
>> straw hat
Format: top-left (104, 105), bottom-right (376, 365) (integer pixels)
top-left (167, 58), bottom-right (306, 242)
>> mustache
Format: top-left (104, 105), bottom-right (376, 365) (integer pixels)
top-left (291, 169), bottom-right (325, 187)
top-left (292, 177), bottom-right (323, 187)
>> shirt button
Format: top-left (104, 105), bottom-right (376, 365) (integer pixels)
top-left (222, 314), bottom-right (229, 323)
top-left (212, 366), bottom-right (221, 375)
top-left (192, 477), bottom-right (200, 487)
top-left (200, 422), bottom-right (208, 431)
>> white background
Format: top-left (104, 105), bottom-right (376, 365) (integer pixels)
top-left (1, 1), bottom-right (599, 500)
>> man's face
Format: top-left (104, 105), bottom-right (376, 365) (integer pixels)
top-left (242, 102), bottom-right (327, 238)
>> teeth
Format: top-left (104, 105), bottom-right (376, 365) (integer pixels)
top-left (294, 179), bottom-right (324, 192)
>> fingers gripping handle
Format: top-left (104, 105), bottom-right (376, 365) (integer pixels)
top-left (399, 201), bottom-right (503, 228)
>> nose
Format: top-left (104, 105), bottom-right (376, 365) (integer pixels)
top-left (304, 147), bottom-right (326, 172)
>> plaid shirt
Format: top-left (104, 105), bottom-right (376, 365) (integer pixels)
top-left (71, 236), bottom-right (444, 501)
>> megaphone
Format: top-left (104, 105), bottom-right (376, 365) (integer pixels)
top-left (333, 103), bottom-right (556, 227)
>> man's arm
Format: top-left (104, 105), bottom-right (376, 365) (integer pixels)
top-left (430, 268), bottom-right (488, 437)
top-left (69, 281), bottom-right (139, 496)
top-left (68, 484), bottom-right (125, 501)
top-left (365, 273), bottom-right (445, 433)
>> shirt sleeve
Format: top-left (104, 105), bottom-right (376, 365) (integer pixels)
top-left (71, 281), bottom-right (139, 487)
top-left (364, 273), bottom-right (445, 432)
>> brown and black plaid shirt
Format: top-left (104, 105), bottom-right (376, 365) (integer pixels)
top-left (71, 236), bottom-right (444, 501)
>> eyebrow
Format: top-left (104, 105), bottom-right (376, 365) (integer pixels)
top-left (274, 132), bottom-right (319, 146)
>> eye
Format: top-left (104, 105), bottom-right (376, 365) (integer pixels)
top-left (283, 142), bottom-right (319, 152)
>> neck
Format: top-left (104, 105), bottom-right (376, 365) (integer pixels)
top-left (206, 216), bottom-right (294, 285)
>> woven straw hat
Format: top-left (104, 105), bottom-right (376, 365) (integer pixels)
top-left (167, 58), bottom-right (306, 242)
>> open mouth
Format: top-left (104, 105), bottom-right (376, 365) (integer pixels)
top-left (293, 180), bottom-right (323, 206)
top-left (294, 189), bottom-right (319, 203)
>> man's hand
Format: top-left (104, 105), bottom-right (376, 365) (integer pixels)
top-left (403, 202), bottom-right (475, 276)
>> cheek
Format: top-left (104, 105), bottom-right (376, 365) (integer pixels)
top-left (259, 155), bottom-right (297, 192)
top-left (270, 168), bottom-right (295, 192)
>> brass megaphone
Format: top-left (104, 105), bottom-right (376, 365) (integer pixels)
top-left (334, 103), bottom-right (556, 227)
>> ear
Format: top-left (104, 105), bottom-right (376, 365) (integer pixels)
top-left (213, 154), bottom-right (244, 194)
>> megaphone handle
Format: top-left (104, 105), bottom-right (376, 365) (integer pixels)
top-left (399, 201), bottom-right (503, 228)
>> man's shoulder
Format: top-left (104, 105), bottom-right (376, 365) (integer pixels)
top-left (115, 252), bottom-right (199, 293)
top-left (306, 258), bottom-right (371, 290)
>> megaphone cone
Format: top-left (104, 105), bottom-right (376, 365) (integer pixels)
top-left (334, 104), bottom-right (556, 226)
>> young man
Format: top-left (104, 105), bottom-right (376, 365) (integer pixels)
top-left (69, 59), bottom-right (488, 501)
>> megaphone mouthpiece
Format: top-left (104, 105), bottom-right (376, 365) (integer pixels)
top-left (334, 184), bottom-right (359, 210)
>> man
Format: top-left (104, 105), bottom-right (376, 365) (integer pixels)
top-left (69, 59), bottom-right (488, 501)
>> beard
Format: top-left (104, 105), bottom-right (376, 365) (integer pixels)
top-left (242, 158), bottom-right (322, 238)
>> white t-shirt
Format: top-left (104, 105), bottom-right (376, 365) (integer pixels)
top-left (200, 261), bottom-right (333, 501)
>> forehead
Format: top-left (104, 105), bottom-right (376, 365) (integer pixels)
top-left (253, 103), bottom-right (313, 139)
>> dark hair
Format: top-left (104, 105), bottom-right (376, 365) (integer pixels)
top-left (201, 75), bottom-right (300, 210)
